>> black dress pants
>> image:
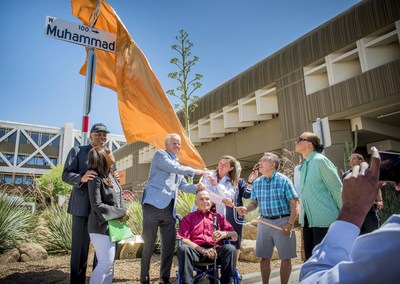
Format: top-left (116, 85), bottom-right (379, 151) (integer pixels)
top-left (303, 215), bottom-right (329, 261)
top-left (178, 243), bottom-right (236, 284)
top-left (140, 201), bottom-right (176, 283)
top-left (70, 215), bottom-right (91, 284)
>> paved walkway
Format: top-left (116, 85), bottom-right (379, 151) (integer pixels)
top-left (241, 264), bottom-right (301, 284)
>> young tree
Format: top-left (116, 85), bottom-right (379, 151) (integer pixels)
top-left (167, 29), bottom-right (203, 135)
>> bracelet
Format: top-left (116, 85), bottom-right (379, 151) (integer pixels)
top-left (287, 222), bottom-right (293, 226)
top-left (376, 200), bottom-right (383, 202)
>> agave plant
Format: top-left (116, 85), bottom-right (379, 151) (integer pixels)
top-left (126, 199), bottom-right (144, 235)
top-left (0, 192), bottom-right (37, 254)
top-left (39, 204), bottom-right (72, 254)
top-left (126, 198), bottom-right (162, 252)
top-left (176, 191), bottom-right (196, 218)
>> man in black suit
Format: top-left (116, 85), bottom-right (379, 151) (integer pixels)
top-left (62, 123), bottom-right (109, 284)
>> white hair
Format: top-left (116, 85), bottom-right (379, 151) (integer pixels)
top-left (165, 133), bottom-right (181, 145)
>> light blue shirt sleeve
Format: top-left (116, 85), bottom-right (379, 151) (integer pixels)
top-left (300, 215), bottom-right (400, 283)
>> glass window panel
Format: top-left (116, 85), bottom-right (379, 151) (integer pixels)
top-left (1, 175), bottom-right (13, 183)
top-left (27, 156), bottom-right (37, 165)
top-left (17, 155), bottom-right (26, 164)
top-left (74, 138), bottom-right (80, 147)
top-left (51, 136), bottom-right (60, 147)
top-left (41, 134), bottom-right (50, 145)
top-left (112, 143), bottom-right (117, 151)
top-left (50, 157), bottom-right (58, 165)
top-left (37, 156), bottom-right (45, 166)
top-left (15, 176), bottom-right (23, 184)
top-left (0, 128), bottom-right (7, 138)
top-left (23, 176), bottom-right (33, 185)
top-left (6, 154), bottom-right (14, 164)
top-left (6, 132), bottom-right (17, 143)
top-left (31, 132), bottom-right (39, 145)
top-left (19, 132), bottom-right (29, 144)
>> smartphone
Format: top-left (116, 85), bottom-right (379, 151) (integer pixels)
top-left (378, 151), bottom-right (400, 182)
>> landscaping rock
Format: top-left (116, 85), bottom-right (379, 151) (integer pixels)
top-left (0, 248), bottom-right (20, 264)
top-left (18, 243), bottom-right (48, 262)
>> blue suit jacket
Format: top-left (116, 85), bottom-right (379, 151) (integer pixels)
top-left (142, 149), bottom-right (197, 217)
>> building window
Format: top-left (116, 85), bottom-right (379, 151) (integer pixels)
top-left (17, 155), bottom-right (28, 164)
top-left (15, 176), bottom-right (23, 184)
top-left (1, 174), bottom-right (13, 184)
top-left (30, 132), bottom-right (40, 145)
top-left (5, 154), bottom-right (14, 164)
top-left (36, 156), bottom-right (46, 166)
top-left (51, 136), bottom-right (60, 147)
top-left (0, 128), bottom-right (12, 140)
top-left (27, 156), bottom-right (37, 165)
top-left (24, 176), bottom-right (33, 185)
top-left (0, 128), bottom-right (7, 138)
top-left (50, 157), bottom-right (58, 165)
top-left (4, 132), bottom-right (17, 143)
top-left (19, 132), bottom-right (29, 144)
top-left (41, 133), bottom-right (50, 145)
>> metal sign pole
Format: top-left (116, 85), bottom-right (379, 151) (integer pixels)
top-left (81, 47), bottom-right (96, 145)
top-left (80, 0), bottom-right (102, 146)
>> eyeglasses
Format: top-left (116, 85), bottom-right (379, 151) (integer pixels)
top-left (295, 137), bottom-right (309, 143)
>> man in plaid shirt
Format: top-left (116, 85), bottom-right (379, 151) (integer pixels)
top-left (236, 152), bottom-right (298, 284)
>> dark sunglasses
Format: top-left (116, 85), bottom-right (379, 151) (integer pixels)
top-left (295, 137), bottom-right (309, 143)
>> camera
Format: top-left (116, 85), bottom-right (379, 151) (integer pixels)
top-left (379, 151), bottom-right (400, 182)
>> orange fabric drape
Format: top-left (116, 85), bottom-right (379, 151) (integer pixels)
top-left (71, 0), bottom-right (205, 168)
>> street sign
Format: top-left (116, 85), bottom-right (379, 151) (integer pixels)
top-left (44, 16), bottom-right (116, 53)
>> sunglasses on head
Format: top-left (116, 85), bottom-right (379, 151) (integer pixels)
top-left (295, 137), bottom-right (309, 143)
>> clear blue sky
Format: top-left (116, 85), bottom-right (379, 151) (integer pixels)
top-left (1, 0), bottom-right (360, 135)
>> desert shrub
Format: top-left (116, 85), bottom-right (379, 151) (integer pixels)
top-left (39, 204), bottom-right (72, 254)
top-left (0, 192), bottom-right (37, 254)
top-left (34, 165), bottom-right (72, 205)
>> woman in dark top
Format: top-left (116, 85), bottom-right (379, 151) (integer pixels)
top-left (87, 146), bottom-right (130, 284)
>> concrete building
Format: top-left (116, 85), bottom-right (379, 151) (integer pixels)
top-left (0, 120), bottom-right (126, 186)
top-left (114, 0), bottom-right (400, 194)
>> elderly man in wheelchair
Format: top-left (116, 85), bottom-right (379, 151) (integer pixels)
top-left (177, 190), bottom-right (238, 284)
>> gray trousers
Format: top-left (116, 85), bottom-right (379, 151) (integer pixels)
top-left (140, 200), bottom-right (176, 283)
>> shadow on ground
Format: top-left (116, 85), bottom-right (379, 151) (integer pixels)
top-left (0, 269), bottom-right (70, 284)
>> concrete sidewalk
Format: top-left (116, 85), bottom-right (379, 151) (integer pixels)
top-left (241, 264), bottom-right (301, 284)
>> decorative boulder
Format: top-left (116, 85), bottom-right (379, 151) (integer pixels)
top-left (242, 220), bottom-right (258, 240)
top-left (18, 243), bottom-right (48, 262)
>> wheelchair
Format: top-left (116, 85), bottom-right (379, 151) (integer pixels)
top-left (176, 238), bottom-right (241, 284)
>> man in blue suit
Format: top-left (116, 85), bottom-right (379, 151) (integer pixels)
top-left (140, 133), bottom-right (206, 284)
